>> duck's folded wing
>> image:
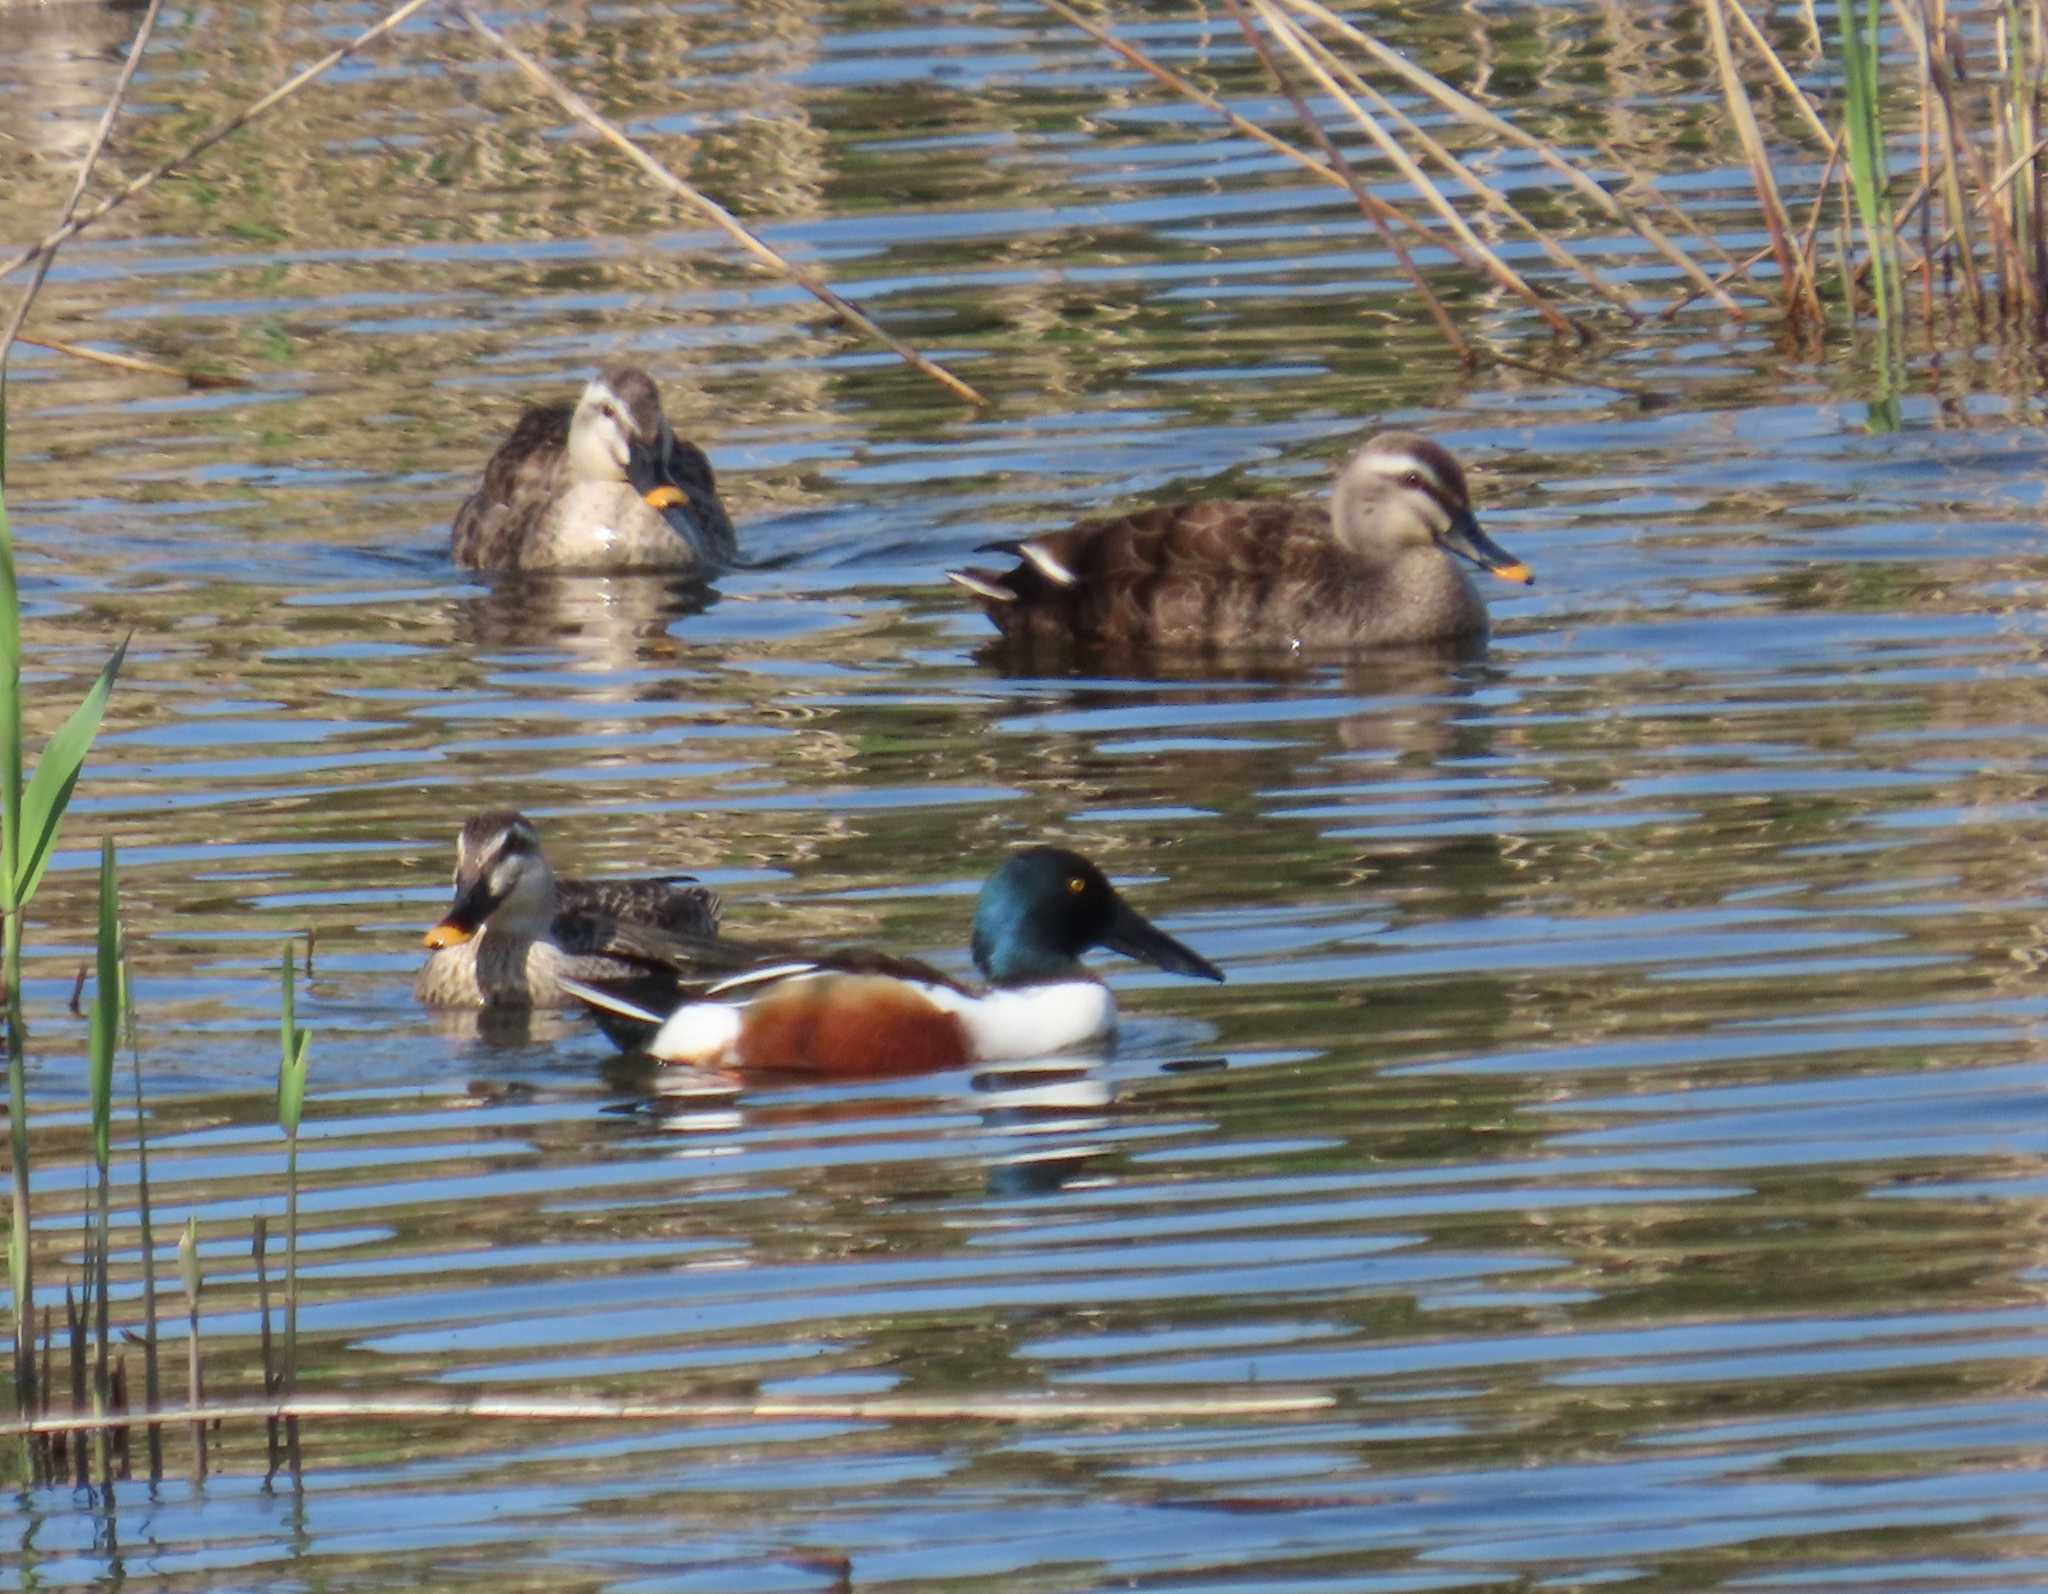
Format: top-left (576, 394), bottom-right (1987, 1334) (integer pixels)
top-left (563, 928), bottom-right (972, 1054)
top-left (452, 402), bottom-right (576, 564)
top-left (557, 875), bottom-right (722, 938)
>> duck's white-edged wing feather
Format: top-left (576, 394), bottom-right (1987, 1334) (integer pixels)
top-left (558, 976), bottom-right (665, 1026)
top-left (704, 960), bottom-right (825, 997)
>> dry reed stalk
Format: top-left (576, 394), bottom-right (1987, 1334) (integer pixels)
top-left (1248, 0), bottom-right (1607, 330)
top-left (1034, 0), bottom-right (1536, 280)
top-left (1798, 0), bottom-right (1825, 54)
top-left (1723, 0), bottom-right (1838, 155)
top-left (1994, 11), bottom-right (2042, 322)
top-left (1910, 136), bottom-right (2048, 272)
top-left (1703, 0), bottom-right (1822, 327)
top-left (1895, 0), bottom-right (1987, 321)
top-left (11, 336), bottom-right (239, 390)
top-left (125, 967), bottom-right (162, 1485)
top-left (11, 1388), bottom-right (1332, 1437)
top-left (1269, 0), bottom-right (1742, 314)
top-left (1218, 0), bottom-right (1470, 360)
top-left (0, 0), bottom-right (437, 289)
top-left (1298, 22), bottom-right (1636, 319)
top-left (110, 1354), bottom-right (128, 1480)
top-left (1036, 0), bottom-right (1373, 192)
top-left (0, 0), bottom-right (163, 386)
top-left (178, 1218), bottom-right (204, 1483)
top-left (455, 3), bottom-right (987, 410)
top-left (36, 1305), bottom-right (51, 1483)
top-left (1243, 0), bottom-right (1579, 341)
top-left (254, 1216), bottom-right (280, 1481)
top-left (65, 1285), bottom-right (84, 1488)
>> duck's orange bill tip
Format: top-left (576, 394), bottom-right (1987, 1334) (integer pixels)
top-left (642, 485), bottom-right (687, 510)
top-left (1491, 561), bottom-right (1533, 586)
top-left (422, 923), bottom-right (474, 950)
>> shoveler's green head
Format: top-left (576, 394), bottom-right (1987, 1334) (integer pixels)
top-left (969, 847), bottom-right (1224, 987)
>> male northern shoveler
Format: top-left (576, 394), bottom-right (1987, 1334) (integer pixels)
top-left (947, 432), bottom-right (1530, 651)
top-left (415, 811), bottom-right (723, 1009)
top-left (559, 846), bottom-right (1224, 1075)
top-left (450, 365), bottom-right (739, 572)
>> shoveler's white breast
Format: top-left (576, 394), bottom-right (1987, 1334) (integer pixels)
top-left (922, 980), bottom-right (1117, 1061)
top-left (649, 998), bottom-right (746, 1064)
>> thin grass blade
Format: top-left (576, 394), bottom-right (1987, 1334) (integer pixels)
top-left (16, 634), bottom-right (127, 908)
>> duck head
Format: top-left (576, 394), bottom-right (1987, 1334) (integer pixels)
top-left (565, 367), bottom-right (660, 481)
top-left (422, 811), bottom-right (559, 948)
top-left (1331, 432), bottom-right (1531, 586)
top-left (970, 846), bottom-right (1224, 986)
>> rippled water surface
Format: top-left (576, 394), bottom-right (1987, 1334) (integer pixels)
top-left (8, 1), bottom-right (2048, 1589)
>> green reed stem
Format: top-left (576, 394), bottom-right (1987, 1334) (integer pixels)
top-left (125, 929), bottom-right (160, 1483)
top-left (177, 1215), bottom-right (202, 1483)
top-left (278, 942), bottom-right (309, 1482)
top-left (1840, 0), bottom-right (1900, 328)
top-left (87, 837), bottom-right (118, 1485)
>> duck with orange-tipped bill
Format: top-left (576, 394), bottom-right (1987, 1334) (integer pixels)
top-left (948, 431), bottom-right (1529, 652)
top-left (450, 365), bottom-right (738, 572)
top-left (416, 811), bottom-right (723, 1009)
top-left (560, 846), bottom-right (1223, 1076)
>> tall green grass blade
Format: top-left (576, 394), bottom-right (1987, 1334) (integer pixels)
top-left (278, 942), bottom-right (308, 1483)
top-left (179, 1213), bottom-right (205, 1481)
top-left (278, 942), bottom-right (308, 1136)
top-left (126, 931), bottom-right (161, 1482)
top-left (1839, 0), bottom-right (1899, 327)
top-left (88, 840), bottom-right (117, 1169)
top-left (17, 635), bottom-right (127, 910)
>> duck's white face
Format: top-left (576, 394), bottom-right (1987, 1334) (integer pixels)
top-left (566, 376), bottom-right (640, 482)
top-left (1331, 435), bottom-right (1467, 558)
top-left (1331, 432), bottom-right (1531, 585)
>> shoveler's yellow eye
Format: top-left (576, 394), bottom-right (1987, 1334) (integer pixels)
top-left (1068, 876), bottom-right (1086, 894)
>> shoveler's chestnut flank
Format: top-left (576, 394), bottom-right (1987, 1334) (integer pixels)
top-left (948, 432), bottom-right (1530, 651)
top-left (415, 811), bottom-right (723, 1009)
top-left (560, 847), bottom-right (1224, 1076)
top-left (450, 365), bottom-right (738, 572)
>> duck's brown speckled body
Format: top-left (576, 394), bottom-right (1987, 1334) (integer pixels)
top-left (415, 811), bottom-right (724, 1009)
top-left (948, 432), bottom-right (1529, 652)
top-left (450, 366), bottom-right (737, 573)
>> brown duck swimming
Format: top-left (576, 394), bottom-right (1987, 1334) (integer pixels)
top-left (450, 365), bottom-right (738, 572)
top-left (415, 811), bottom-right (723, 1009)
top-left (947, 432), bottom-right (1530, 652)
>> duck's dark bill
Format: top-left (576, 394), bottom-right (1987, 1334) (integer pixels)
top-left (1441, 511), bottom-right (1533, 586)
top-left (1103, 899), bottom-right (1225, 983)
top-left (421, 875), bottom-right (499, 949)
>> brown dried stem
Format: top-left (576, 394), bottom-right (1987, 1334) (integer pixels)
top-left (0, 0), bottom-right (164, 389)
top-left (1270, 0), bottom-right (1742, 315)
top-left (1219, 0), bottom-right (1470, 361)
top-left (1249, 0), bottom-right (1592, 337)
top-left (11, 1388), bottom-right (1331, 1437)
top-left (0, 0), bottom-right (439, 288)
top-left (456, 3), bottom-right (987, 409)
